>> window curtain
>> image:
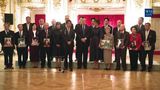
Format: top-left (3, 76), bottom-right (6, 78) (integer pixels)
top-left (35, 14), bottom-right (46, 26)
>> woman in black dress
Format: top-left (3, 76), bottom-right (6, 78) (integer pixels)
top-left (90, 19), bottom-right (102, 69)
top-left (29, 24), bottom-right (40, 68)
top-left (53, 22), bottom-right (64, 71)
top-left (62, 20), bottom-right (75, 71)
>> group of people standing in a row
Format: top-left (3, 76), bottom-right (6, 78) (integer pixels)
top-left (0, 15), bottom-right (156, 72)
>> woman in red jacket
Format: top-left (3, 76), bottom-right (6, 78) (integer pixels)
top-left (128, 26), bottom-right (142, 71)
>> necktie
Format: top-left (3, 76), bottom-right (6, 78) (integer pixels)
top-left (145, 30), bottom-right (149, 40)
top-left (46, 30), bottom-right (48, 37)
top-left (20, 31), bottom-right (22, 37)
top-left (82, 25), bottom-right (85, 35)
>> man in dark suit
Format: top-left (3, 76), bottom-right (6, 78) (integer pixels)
top-left (134, 17), bottom-right (145, 33)
top-left (89, 18), bottom-right (96, 29)
top-left (88, 18), bottom-right (96, 62)
top-left (23, 16), bottom-right (34, 32)
top-left (22, 16), bottom-right (34, 61)
top-left (134, 17), bottom-right (145, 71)
top-left (75, 17), bottom-right (90, 69)
top-left (37, 18), bottom-right (45, 31)
top-left (40, 23), bottom-right (53, 68)
top-left (113, 20), bottom-right (122, 62)
top-left (141, 23), bottom-right (156, 72)
top-left (114, 24), bottom-right (129, 71)
top-left (0, 23), bottom-right (15, 69)
top-left (75, 17), bottom-right (84, 62)
top-left (15, 24), bottom-right (29, 68)
top-left (62, 20), bottom-right (75, 71)
top-left (113, 20), bottom-right (122, 36)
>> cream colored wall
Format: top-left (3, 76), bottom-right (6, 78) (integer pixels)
top-left (151, 7), bottom-right (160, 50)
top-left (151, 18), bottom-right (160, 50)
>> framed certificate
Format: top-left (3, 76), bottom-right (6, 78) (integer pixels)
top-left (44, 38), bottom-right (50, 47)
top-left (18, 38), bottom-right (26, 47)
top-left (144, 41), bottom-right (151, 51)
top-left (130, 41), bottom-right (136, 49)
top-left (4, 37), bottom-right (13, 47)
top-left (100, 38), bottom-right (113, 49)
top-left (31, 38), bottom-right (39, 46)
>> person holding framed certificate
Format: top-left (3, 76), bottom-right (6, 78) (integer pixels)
top-left (114, 24), bottom-right (129, 71)
top-left (141, 23), bottom-right (156, 72)
top-left (128, 26), bottom-right (142, 71)
top-left (40, 23), bottom-right (53, 68)
top-left (0, 23), bottom-right (15, 69)
top-left (100, 26), bottom-right (114, 70)
top-left (29, 24), bottom-right (40, 68)
top-left (15, 24), bottom-right (29, 68)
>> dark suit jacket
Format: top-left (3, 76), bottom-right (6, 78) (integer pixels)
top-left (113, 27), bottom-right (119, 36)
top-left (61, 23), bottom-right (74, 31)
top-left (62, 28), bottom-right (75, 48)
top-left (49, 25), bottom-right (55, 31)
top-left (39, 29), bottom-right (53, 47)
top-left (114, 31), bottom-right (130, 49)
top-left (23, 23), bottom-right (34, 32)
top-left (14, 31), bottom-right (29, 48)
top-left (134, 24), bottom-right (145, 34)
top-left (36, 25), bottom-right (44, 31)
top-left (141, 30), bottom-right (156, 50)
top-left (75, 24), bottom-right (90, 48)
top-left (0, 30), bottom-right (15, 50)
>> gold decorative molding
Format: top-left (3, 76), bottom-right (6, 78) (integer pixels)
top-left (0, 0), bottom-right (7, 13)
top-left (17, 0), bottom-right (46, 8)
top-left (106, 0), bottom-right (112, 3)
top-left (89, 7), bottom-right (104, 12)
top-left (135, 0), bottom-right (144, 8)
